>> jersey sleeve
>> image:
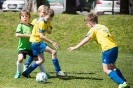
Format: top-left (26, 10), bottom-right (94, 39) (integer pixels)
top-left (38, 21), bottom-right (47, 33)
top-left (86, 28), bottom-right (95, 38)
top-left (16, 24), bottom-right (22, 33)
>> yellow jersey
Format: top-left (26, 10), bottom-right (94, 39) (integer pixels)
top-left (30, 18), bottom-right (52, 43)
top-left (86, 24), bottom-right (117, 52)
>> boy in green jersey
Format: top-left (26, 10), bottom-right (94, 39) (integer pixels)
top-left (15, 10), bottom-right (48, 79)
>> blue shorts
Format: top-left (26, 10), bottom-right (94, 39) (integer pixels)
top-left (102, 47), bottom-right (118, 64)
top-left (31, 42), bottom-right (47, 56)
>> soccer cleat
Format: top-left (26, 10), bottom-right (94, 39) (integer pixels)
top-left (23, 65), bottom-right (28, 72)
top-left (56, 71), bottom-right (67, 77)
top-left (22, 72), bottom-right (31, 78)
top-left (46, 73), bottom-right (50, 78)
top-left (14, 72), bottom-right (21, 79)
top-left (118, 82), bottom-right (130, 88)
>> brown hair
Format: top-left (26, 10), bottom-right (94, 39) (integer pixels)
top-left (84, 13), bottom-right (98, 24)
top-left (47, 9), bottom-right (54, 17)
top-left (19, 10), bottom-right (30, 19)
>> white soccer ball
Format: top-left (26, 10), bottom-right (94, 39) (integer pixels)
top-left (36, 72), bottom-right (47, 83)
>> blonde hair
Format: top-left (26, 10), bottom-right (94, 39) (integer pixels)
top-left (38, 5), bottom-right (48, 14)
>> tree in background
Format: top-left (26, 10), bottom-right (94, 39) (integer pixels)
top-left (120, 0), bottom-right (129, 14)
top-left (23, 0), bottom-right (37, 13)
top-left (23, 0), bottom-right (50, 13)
top-left (63, 0), bottom-right (76, 14)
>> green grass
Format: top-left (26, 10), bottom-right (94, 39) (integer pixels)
top-left (0, 12), bottom-right (133, 88)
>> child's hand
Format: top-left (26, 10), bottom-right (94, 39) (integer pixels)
top-left (68, 47), bottom-right (76, 52)
top-left (52, 42), bottom-right (60, 49)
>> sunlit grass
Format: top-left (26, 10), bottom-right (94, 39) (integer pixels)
top-left (0, 48), bottom-right (133, 88)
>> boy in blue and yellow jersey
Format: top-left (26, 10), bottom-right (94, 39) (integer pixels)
top-left (22, 6), bottom-right (67, 78)
top-left (23, 10), bottom-right (53, 79)
top-left (68, 13), bottom-right (130, 88)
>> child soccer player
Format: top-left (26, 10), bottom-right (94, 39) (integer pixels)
top-left (23, 9), bottom-right (54, 78)
top-left (15, 10), bottom-right (47, 79)
top-left (14, 10), bottom-right (37, 79)
top-left (22, 5), bottom-right (67, 78)
top-left (68, 13), bottom-right (130, 88)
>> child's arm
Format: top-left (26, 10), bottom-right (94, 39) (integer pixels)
top-left (16, 33), bottom-right (31, 38)
top-left (68, 36), bottom-right (91, 51)
top-left (40, 33), bottom-right (60, 49)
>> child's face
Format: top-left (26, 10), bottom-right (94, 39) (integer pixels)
top-left (85, 21), bottom-right (93, 29)
top-left (39, 10), bottom-right (46, 17)
top-left (44, 15), bottom-right (53, 23)
top-left (86, 22), bottom-right (92, 29)
top-left (21, 13), bottom-right (29, 24)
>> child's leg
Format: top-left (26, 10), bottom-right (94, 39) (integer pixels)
top-left (23, 56), bottom-right (33, 71)
top-left (24, 56), bottom-right (33, 66)
top-left (25, 56), bottom-right (47, 73)
top-left (52, 59), bottom-right (61, 73)
top-left (44, 46), bottom-right (67, 77)
top-left (38, 63), bottom-right (46, 73)
top-left (115, 68), bottom-right (126, 82)
top-left (38, 63), bottom-right (50, 78)
top-left (27, 56), bottom-right (47, 73)
top-left (44, 46), bottom-right (61, 73)
top-left (14, 54), bottom-right (23, 78)
top-left (22, 53), bottom-right (44, 77)
top-left (103, 63), bottom-right (125, 84)
top-left (16, 61), bottom-right (22, 73)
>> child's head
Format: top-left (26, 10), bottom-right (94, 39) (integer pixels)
top-left (19, 10), bottom-right (30, 24)
top-left (47, 9), bottom-right (54, 18)
top-left (84, 13), bottom-right (98, 28)
top-left (43, 9), bottom-right (54, 23)
top-left (38, 5), bottom-right (49, 17)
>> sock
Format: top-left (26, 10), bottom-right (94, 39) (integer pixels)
top-left (108, 71), bottom-right (125, 84)
top-left (24, 62), bottom-right (38, 75)
top-left (24, 56), bottom-right (33, 66)
top-left (52, 59), bottom-right (61, 73)
top-left (115, 69), bottom-right (126, 82)
top-left (16, 61), bottom-right (22, 73)
top-left (38, 64), bottom-right (46, 73)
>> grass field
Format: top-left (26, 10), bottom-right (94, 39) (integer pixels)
top-left (0, 12), bottom-right (133, 88)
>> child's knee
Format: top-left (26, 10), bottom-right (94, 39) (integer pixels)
top-left (103, 69), bottom-right (112, 74)
top-left (18, 58), bottom-right (23, 63)
top-left (52, 50), bottom-right (57, 55)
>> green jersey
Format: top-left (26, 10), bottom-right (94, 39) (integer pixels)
top-left (16, 23), bottom-right (33, 51)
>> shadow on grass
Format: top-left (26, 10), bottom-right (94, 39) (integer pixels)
top-left (57, 76), bottom-right (103, 81)
top-left (48, 72), bottom-right (103, 81)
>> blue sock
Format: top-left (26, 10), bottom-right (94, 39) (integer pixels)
top-left (52, 59), bottom-right (61, 73)
top-left (25, 56), bottom-right (33, 66)
top-left (24, 62), bottom-right (38, 75)
top-left (108, 71), bottom-right (124, 84)
top-left (115, 69), bottom-right (126, 82)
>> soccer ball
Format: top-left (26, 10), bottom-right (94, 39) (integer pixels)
top-left (36, 72), bottom-right (47, 83)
